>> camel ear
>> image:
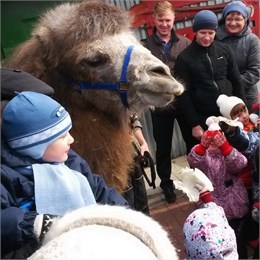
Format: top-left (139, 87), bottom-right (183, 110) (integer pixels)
top-left (33, 26), bottom-right (60, 67)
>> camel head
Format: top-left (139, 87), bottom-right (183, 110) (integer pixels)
top-left (13, 0), bottom-right (184, 115)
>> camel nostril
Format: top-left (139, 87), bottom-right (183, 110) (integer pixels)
top-left (149, 67), bottom-right (167, 77)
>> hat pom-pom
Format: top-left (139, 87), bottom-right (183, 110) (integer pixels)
top-left (249, 113), bottom-right (259, 126)
top-left (216, 94), bottom-right (228, 107)
top-left (206, 116), bottom-right (221, 131)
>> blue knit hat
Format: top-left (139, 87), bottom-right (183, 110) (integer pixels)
top-left (193, 10), bottom-right (218, 32)
top-left (2, 91), bottom-right (72, 159)
top-left (222, 1), bottom-right (250, 20)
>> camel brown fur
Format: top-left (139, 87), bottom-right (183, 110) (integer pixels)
top-left (4, 0), bottom-right (184, 193)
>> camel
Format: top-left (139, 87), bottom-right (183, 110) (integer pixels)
top-left (5, 0), bottom-right (184, 193)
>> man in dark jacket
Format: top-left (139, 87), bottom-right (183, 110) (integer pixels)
top-left (143, 1), bottom-right (191, 203)
top-left (1, 68), bottom-right (128, 259)
top-left (174, 10), bottom-right (247, 153)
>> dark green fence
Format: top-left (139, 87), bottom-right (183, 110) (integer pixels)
top-left (1, 1), bottom-right (71, 60)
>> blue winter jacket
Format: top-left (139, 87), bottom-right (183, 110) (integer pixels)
top-left (1, 141), bottom-right (128, 257)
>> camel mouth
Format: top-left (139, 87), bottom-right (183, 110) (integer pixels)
top-left (144, 82), bottom-right (184, 97)
top-left (146, 67), bottom-right (184, 96)
top-left (127, 90), bottom-right (175, 111)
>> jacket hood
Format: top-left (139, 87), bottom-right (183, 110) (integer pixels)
top-left (152, 27), bottom-right (179, 44)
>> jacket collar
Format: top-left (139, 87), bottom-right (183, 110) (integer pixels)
top-left (152, 27), bottom-right (179, 45)
top-left (191, 37), bottom-right (214, 53)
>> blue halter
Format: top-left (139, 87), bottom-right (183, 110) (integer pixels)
top-left (78, 45), bottom-right (134, 108)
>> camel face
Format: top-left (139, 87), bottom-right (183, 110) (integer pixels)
top-left (5, 0), bottom-right (184, 193)
top-left (60, 33), bottom-right (184, 113)
top-left (125, 44), bottom-right (184, 112)
top-left (29, 1), bottom-right (183, 113)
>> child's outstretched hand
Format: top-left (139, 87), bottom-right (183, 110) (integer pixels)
top-left (194, 183), bottom-right (213, 203)
top-left (194, 183), bottom-right (207, 193)
top-left (212, 131), bottom-right (233, 156)
top-left (173, 167), bottom-right (214, 202)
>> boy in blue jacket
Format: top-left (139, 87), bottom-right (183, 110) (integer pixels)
top-left (1, 69), bottom-right (128, 259)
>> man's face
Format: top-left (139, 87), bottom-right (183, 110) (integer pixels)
top-left (153, 10), bottom-right (175, 38)
top-left (195, 29), bottom-right (216, 47)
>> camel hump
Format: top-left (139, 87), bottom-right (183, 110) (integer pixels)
top-left (34, 0), bottom-right (132, 42)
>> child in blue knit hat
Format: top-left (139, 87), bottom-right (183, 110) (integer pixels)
top-left (1, 73), bottom-right (128, 259)
top-left (2, 91), bottom-right (73, 161)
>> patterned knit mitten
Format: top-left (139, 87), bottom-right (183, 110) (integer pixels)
top-left (34, 214), bottom-right (58, 245)
top-left (213, 131), bottom-right (233, 156)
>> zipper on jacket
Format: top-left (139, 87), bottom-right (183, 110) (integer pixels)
top-left (206, 52), bottom-right (219, 91)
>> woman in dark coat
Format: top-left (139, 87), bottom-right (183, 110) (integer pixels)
top-left (216, 1), bottom-right (260, 112)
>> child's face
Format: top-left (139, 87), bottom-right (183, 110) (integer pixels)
top-left (231, 105), bottom-right (249, 126)
top-left (42, 132), bottom-right (74, 162)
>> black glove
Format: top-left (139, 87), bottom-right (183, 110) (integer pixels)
top-left (219, 121), bottom-right (249, 151)
top-left (219, 121), bottom-right (236, 136)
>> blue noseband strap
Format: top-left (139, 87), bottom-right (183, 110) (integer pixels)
top-left (78, 45), bottom-right (134, 108)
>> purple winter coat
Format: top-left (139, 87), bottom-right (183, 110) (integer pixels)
top-left (188, 147), bottom-right (249, 219)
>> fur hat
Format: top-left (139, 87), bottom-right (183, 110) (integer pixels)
top-left (183, 203), bottom-right (238, 259)
top-left (222, 1), bottom-right (250, 20)
top-left (216, 94), bottom-right (245, 119)
top-left (193, 10), bottom-right (218, 32)
top-left (29, 205), bottom-right (179, 260)
top-left (1, 68), bottom-right (54, 100)
top-left (2, 91), bottom-right (72, 159)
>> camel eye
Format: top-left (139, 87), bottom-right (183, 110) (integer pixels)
top-left (80, 53), bottom-right (109, 68)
